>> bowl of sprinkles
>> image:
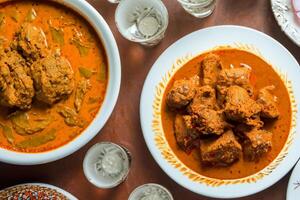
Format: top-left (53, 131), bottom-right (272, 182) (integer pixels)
top-left (0, 183), bottom-right (77, 200)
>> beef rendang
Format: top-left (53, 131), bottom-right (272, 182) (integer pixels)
top-left (162, 49), bottom-right (291, 179)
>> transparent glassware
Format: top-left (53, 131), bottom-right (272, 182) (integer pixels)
top-left (115, 0), bottom-right (169, 46)
top-left (177, 0), bottom-right (216, 18)
top-left (129, 184), bottom-right (173, 200)
top-left (107, 0), bottom-right (120, 3)
top-left (83, 142), bottom-right (131, 189)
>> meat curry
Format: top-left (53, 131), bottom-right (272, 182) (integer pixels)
top-left (0, 1), bottom-right (108, 152)
top-left (162, 49), bottom-right (291, 179)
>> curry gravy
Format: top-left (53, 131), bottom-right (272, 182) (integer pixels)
top-left (0, 1), bottom-right (108, 152)
top-left (161, 49), bottom-right (291, 179)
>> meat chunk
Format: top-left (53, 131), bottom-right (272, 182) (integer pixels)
top-left (216, 67), bottom-right (253, 106)
top-left (200, 130), bottom-right (242, 166)
top-left (166, 75), bottom-right (199, 109)
top-left (217, 67), bottom-right (253, 95)
top-left (257, 86), bottom-right (279, 119)
top-left (244, 115), bottom-right (264, 129)
top-left (187, 85), bottom-right (217, 113)
top-left (191, 108), bottom-right (229, 135)
top-left (0, 49), bottom-right (34, 109)
top-left (200, 54), bottom-right (222, 86)
top-left (12, 23), bottom-right (48, 61)
top-left (224, 86), bottom-right (261, 125)
top-left (31, 51), bottom-right (74, 104)
top-left (242, 129), bottom-right (272, 161)
top-left (174, 114), bottom-right (199, 152)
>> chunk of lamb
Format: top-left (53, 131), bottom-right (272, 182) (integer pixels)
top-left (191, 108), bottom-right (229, 136)
top-left (31, 51), bottom-right (75, 105)
top-left (166, 75), bottom-right (199, 109)
top-left (187, 85), bottom-right (217, 113)
top-left (257, 85), bottom-right (279, 119)
top-left (224, 86), bottom-right (262, 127)
top-left (200, 54), bottom-right (222, 86)
top-left (216, 67), bottom-right (253, 106)
top-left (0, 49), bottom-right (34, 109)
top-left (200, 130), bottom-right (242, 166)
top-left (174, 114), bottom-right (199, 152)
top-left (242, 129), bottom-right (272, 161)
top-left (12, 23), bottom-right (48, 61)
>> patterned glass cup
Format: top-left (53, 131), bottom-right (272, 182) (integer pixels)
top-left (115, 0), bottom-right (169, 46)
top-left (83, 142), bottom-right (131, 188)
top-left (177, 0), bottom-right (216, 18)
top-left (107, 0), bottom-right (120, 3)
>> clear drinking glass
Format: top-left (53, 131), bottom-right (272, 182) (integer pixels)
top-left (129, 184), bottom-right (174, 200)
top-left (107, 0), bottom-right (120, 3)
top-left (83, 142), bottom-right (131, 189)
top-left (115, 0), bottom-right (169, 46)
top-left (177, 0), bottom-right (216, 18)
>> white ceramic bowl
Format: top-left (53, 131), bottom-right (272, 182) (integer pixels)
top-left (140, 25), bottom-right (300, 198)
top-left (0, 0), bottom-right (121, 165)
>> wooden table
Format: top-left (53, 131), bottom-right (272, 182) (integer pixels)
top-left (1, 0), bottom-right (299, 199)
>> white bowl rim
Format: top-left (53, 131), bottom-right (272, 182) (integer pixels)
top-left (140, 25), bottom-right (300, 198)
top-left (0, 0), bottom-right (121, 165)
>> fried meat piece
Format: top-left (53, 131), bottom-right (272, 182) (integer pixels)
top-left (200, 54), bottom-right (222, 86)
top-left (174, 114), bottom-right (199, 152)
top-left (191, 108), bottom-right (229, 136)
top-left (200, 130), bottom-right (242, 166)
top-left (12, 23), bottom-right (48, 61)
top-left (257, 85), bottom-right (279, 119)
top-left (224, 86), bottom-right (261, 125)
top-left (31, 51), bottom-right (74, 104)
top-left (216, 67), bottom-right (253, 106)
top-left (0, 49), bottom-right (34, 109)
top-left (187, 85), bottom-right (217, 113)
top-left (241, 129), bottom-right (272, 161)
top-left (166, 75), bottom-right (200, 109)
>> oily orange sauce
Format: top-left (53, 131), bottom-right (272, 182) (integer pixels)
top-left (161, 49), bottom-right (292, 179)
top-left (0, 1), bottom-right (108, 152)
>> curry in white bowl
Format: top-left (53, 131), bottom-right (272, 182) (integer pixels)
top-left (0, 0), bottom-right (108, 153)
top-left (162, 49), bottom-right (291, 179)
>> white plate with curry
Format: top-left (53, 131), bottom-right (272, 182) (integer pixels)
top-left (0, 0), bottom-right (121, 165)
top-left (140, 25), bottom-right (300, 198)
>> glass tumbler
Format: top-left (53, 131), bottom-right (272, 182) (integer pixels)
top-left (115, 0), bottom-right (169, 46)
top-left (177, 0), bottom-right (216, 18)
top-left (107, 0), bottom-right (120, 3)
top-left (83, 142), bottom-right (131, 189)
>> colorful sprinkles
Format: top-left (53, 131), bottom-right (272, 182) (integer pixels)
top-left (0, 185), bottom-right (69, 200)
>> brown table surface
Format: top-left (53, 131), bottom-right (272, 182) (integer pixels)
top-left (1, 0), bottom-right (300, 199)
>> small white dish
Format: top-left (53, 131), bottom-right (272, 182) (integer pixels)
top-left (271, 0), bottom-right (300, 46)
top-left (140, 25), bottom-right (300, 198)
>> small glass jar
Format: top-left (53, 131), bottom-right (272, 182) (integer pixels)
top-left (177, 0), bottom-right (216, 18)
top-left (83, 142), bottom-right (131, 188)
top-left (107, 0), bottom-right (120, 3)
top-left (129, 183), bottom-right (173, 200)
top-left (115, 0), bottom-right (169, 46)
